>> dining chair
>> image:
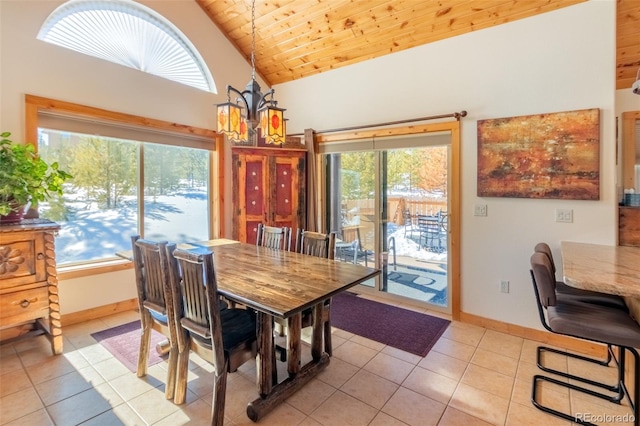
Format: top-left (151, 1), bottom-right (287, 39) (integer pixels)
top-left (256, 223), bottom-right (291, 363)
top-left (529, 252), bottom-right (640, 425)
top-left (290, 229), bottom-right (336, 356)
top-left (256, 223), bottom-right (291, 250)
top-left (168, 246), bottom-right (257, 424)
top-left (130, 235), bottom-right (179, 401)
top-left (294, 229), bottom-right (336, 259)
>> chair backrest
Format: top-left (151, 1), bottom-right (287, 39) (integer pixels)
top-left (417, 215), bottom-right (439, 232)
top-left (534, 242), bottom-right (557, 274)
top-left (340, 225), bottom-right (361, 248)
top-left (131, 235), bottom-right (176, 317)
top-left (402, 209), bottom-right (412, 225)
top-left (530, 252), bottom-right (557, 308)
top-left (257, 223), bottom-right (291, 251)
top-left (439, 211), bottom-right (448, 231)
top-left (295, 229), bottom-right (336, 259)
top-left (169, 247), bottom-right (226, 370)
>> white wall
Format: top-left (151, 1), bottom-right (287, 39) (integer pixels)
top-left (276, 1), bottom-right (617, 329)
top-left (0, 0), bottom-right (624, 330)
top-left (0, 0), bottom-right (258, 314)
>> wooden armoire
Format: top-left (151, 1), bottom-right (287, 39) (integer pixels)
top-left (232, 147), bottom-right (306, 244)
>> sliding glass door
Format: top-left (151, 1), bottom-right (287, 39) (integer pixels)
top-left (323, 132), bottom-right (451, 311)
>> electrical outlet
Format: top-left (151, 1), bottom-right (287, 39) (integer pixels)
top-left (474, 204), bottom-right (487, 216)
top-left (555, 208), bottom-right (573, 223)
top-left (500, 280), bottom-right (509, 293)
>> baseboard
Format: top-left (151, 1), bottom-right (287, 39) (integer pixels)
top-left (59, 299), bottom-right (607, 358)
top-left (61, 299), bottom-right (138, 326)
top-left (460, 311), bottom-right (607, 358)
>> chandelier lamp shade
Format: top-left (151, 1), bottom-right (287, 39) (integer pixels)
top-left (216, 0), bottom-right (286, 144)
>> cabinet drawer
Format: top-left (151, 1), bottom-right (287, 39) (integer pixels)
top-left (0, 287), bottom-right (49, 325)
top-left (0, 230), bottom-right (46, 290)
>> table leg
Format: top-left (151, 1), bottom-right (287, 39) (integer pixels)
top-left (256, 312), bottom-right (274, 397)
top-left (287, 312), bottom-right (301, 376)
top-left (247, 353), bottom-right (329, 422)
top-left (311, 302), bottom-right (324, 360)
top-left (246, 302), bottom-right (331, 422)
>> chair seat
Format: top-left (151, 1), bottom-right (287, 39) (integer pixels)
top-left (548, 300), bottom-right (640, 348)
top-left (190, 308), bottom-right (256, 351)
top-left (556, 281), bottom-right (628, 311)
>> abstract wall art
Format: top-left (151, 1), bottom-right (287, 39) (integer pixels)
top-left (477, 108), bottom-right (600, 200)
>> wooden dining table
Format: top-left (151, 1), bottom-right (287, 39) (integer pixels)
top-left (120, 239), bottom-right (380, 422)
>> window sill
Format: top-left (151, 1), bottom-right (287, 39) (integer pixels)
top-left (59, 258), bottom-right (133, 281)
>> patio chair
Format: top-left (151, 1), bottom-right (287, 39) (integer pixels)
top-left (338, 224), bottom-right (368, 266)
top-left (169, 247), bottom-right (257, 422)
top-left (417, 215), bottom-right (440, 250)
top-left (130, 235), bottom-right (180, 401)
top-left (402, 209), bottom-right (415, 238)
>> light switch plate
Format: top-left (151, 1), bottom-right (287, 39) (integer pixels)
top-left (555, 208), bottom-right (573, 223)
top-left (474, 204), bottom-right (487, 216)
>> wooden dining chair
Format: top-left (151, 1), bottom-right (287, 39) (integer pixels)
top-left (256, 223), bottom-right (291, 250)
top-left (295, 229), bottom-right (336, 259)
top-left (256, 223), bottom-right (291, 364)
top-left (287, 229), bottom-right (336, 356)
top-left (168, 246), bottom-right (257, 425)
top-left (130, 235), bottom-right (179, 401)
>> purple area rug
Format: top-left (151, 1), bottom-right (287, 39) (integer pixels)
top-left (91, 321), bottom-right (166, 372)
top-left (331, 292), bottom-right (450, 357)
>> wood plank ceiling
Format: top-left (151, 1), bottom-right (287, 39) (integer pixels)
top-left (197, 0), bottom-right (640, 91)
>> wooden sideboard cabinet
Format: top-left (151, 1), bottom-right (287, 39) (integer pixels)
top-left (0, 219), bottom-right (63, 354)
top-left (232, 147), bottom-right (306, 244)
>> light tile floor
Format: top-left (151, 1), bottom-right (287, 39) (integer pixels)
top-left (0, 294), bottom-right (634, 425)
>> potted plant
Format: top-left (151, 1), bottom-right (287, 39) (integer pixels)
top-left (0, 131), bottom-right (72, 223)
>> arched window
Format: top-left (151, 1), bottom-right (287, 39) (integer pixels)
top-left (37, 0), bottom-right (215, 93)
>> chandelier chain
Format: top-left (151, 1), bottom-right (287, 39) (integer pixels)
top-left (251, 0), bottom-right (256, 81)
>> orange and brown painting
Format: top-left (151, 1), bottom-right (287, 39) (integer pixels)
top-left (477, 108), bottom-right (600, 200)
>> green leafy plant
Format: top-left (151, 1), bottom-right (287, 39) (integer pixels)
top-left (0, 131), bottom-right (72, 216)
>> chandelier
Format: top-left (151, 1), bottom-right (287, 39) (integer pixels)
top-left (216, 0), bottom-right (286, 145)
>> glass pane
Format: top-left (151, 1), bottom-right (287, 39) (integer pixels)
top-left (327, 152), bottom-right (376, 287)
top-left (142, 143), bottom-right (209, 243)
top-left (38, 129), bottom-right (138, 265)
top-left (383, 146), bottom-right (448, 307)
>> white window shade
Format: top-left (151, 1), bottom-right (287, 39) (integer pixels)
top-left (319, 131), bottom-right (451, 154)
top-left (38, 110), bottom-right (215, 151)
top-left (37, 0), bottom-right (215, 93)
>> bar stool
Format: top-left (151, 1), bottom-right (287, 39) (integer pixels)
top-left (534, 243), bottom-right (628, 310)
top-left (533, 243), bottom-right (629, 372)
top-left (530, 252), bottom-right (640, 425)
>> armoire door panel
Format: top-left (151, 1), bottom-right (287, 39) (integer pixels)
top-left (244, 159), bottom-right (266, 217)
